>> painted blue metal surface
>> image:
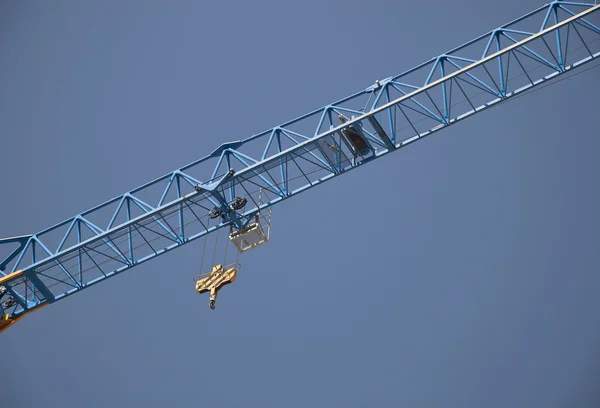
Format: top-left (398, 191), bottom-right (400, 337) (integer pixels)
top-left (1, 1), bottom-right (599, 321)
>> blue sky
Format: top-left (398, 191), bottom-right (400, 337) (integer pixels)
top-left (2, 1), bottom-right (600, 407)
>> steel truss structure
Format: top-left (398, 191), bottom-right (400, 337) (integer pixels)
top-left (1, 1), bottom-right (599, 323)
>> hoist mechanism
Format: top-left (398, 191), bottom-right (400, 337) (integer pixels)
top-left (194, 190), bottom-right (272, 310)
top-left (337, 114), bottom-right (372, 157)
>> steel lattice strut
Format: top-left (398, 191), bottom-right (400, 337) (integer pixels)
top-left (1, 1), bottom-right (599, 325)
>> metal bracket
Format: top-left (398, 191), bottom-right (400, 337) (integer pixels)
top-left (0, 235), bottom-right (32, 272)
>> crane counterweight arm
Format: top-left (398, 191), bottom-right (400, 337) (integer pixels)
top-left (1, 1), bottom-right (599, 330)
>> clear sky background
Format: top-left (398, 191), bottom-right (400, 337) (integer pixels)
top-left (1, 1), bottom-right (599, 407)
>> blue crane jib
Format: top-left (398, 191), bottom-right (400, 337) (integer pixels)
top-left (1, 1), bottom-right (599, 332)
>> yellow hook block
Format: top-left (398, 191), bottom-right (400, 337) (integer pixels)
top-left (194, 263), bottom-right (239, 310)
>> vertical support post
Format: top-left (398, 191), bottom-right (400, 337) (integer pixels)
top-left (175, 176), bottom-right (184, 242)
top-left (77, 220), bottom-right (83, 286)
top-left (440, 59), bottom-right (449, 122)
top-left (276, 131), bottom-right (287, 196)
top-left (315, 107), bottom-right (329, 136)
top-left (31, 240), bottom-right (36, 302)
top-left (126, 197), bottom-right (134, 262)
top-left (495, 33), bottom-right (506, 96)
top-left (385, 86), bottom-right (395, 143)
top-left (554, 6), bottom-right (564, 69)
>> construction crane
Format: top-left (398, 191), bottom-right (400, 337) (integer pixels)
top-left (1, 1), bottom-right (599, 332)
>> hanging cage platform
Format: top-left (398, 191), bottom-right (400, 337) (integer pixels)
top-left (229, 208), bottom-right (271, 253)
top-left (229, 222), bottom-right (268, 252)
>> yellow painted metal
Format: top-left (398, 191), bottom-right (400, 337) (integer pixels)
top-left (194, 263), bottom-right (239, 310)
top-left (0, 313), bottom-right (19, 333)
top-left (0, 270), bottom-right (25, 333)
top-left (0, 304), bottom-right (47, 334)
top-left (0, 270), bottom-right (24, 286)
